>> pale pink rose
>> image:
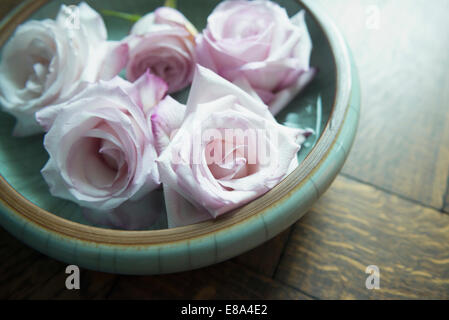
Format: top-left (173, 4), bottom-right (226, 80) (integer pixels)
top-left (35, 72), bottom-right (169, 211)
top-left (125, 7), bottom-right (197, 93)
top-left (196, 0), bottom-right (315, 115)
top-left (0, 2), bottom-right (128, 137)
top-left (156, 66), bottom-right (311, 228)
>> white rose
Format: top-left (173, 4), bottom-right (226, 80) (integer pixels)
top-left (0, 2), bottom-right (128, 136)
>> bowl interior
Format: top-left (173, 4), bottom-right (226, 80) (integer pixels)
top-left (0, 0), bottom-right (336, 231)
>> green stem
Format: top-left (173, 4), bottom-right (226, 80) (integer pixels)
top-left (101, 10), bottom-right (141, 23)
top-left (164, 0), bottom-right (177, 9)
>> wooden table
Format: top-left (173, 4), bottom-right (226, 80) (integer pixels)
top-left (1, 0), bottom-right (449, 299)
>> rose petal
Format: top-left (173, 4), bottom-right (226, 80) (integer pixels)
top-left (290, 10), bottom-right (313, 69)
top-left (97, 42), bottom-right (129, 81)
top-left (125, 30), bottom-right (195, 93)
top-left (164, 186), bottom-right (211, 228)
top-left (269, 68), bottom-right (316, 115)
top-left (130, 12), bottom-right (156, 35)
top-left (187, 65), bottom-right (271, 119)
top-left (83, 189), bottom-right (165, 230)
top-left (128, 70), bottom-right (168, 115)
top-left (56, 2), bottom-right (107, 43)
top-left (231, 75), bottom-right (264, 104)
top-left (150, 95), bottom-right (186, 155)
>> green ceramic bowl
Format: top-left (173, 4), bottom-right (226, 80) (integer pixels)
top-left (0, 0), bottom-right (359, 274)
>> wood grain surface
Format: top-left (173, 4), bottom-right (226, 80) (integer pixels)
top-left (234, 228), bottom-right (292, 277)
top-left (1, 0), bottom-right (449, 300)
top-left (108, 261), bottom-right (310, 300)
top-left (276, 176), bottom-right (449, 299)
top-left (318, 0), bottom-right (449, 210)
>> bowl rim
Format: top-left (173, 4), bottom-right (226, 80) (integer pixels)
top-left (0, 0), bottom-right (354, 250)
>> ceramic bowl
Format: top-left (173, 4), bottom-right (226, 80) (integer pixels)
top-left (0, 0), bottom-right (360, 274)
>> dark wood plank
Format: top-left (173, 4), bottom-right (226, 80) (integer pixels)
top-left (0, 225), bottom-right (303, 299)
top-left (0, 228), bottom-right (62, 299)
top-left (233, 228), bottom-right (292, 277)
top-left (0, 228), bottom-right (117, 299)
top-left (0, 225), bottom-right (306, 299)
top-left (108, 261), bottom-right (310, 300)
top-left (315, 0), bottom-right (449, 209)
top-left (26, 268), bottom-right (117, 300)
top-left (276, 175), bottom-right (449, 299)
top-left (0, 217), bottom-right (296, 299)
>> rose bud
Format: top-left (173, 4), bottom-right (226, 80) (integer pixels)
top-left (125, 7), bottom-right (197, 93)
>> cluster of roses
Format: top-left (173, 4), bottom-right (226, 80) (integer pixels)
top-left (0, 1), bottom-right (314, 229)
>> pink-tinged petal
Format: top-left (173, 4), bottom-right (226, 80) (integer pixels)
top-left (68, 137), bottom-right (118, 190)
top-left (155, 7), bottom-right (192, 30)
top-left (195, 34), bottom-right (219, 71)
top-left (267, 24), bottom-right (301, 61)
top-left (187, 65), bottom-right (271, 119)
top-left (35, 76), bottom-right (138, 132)
top-left (231, 76), bottom-right (264, 104)
top-left (130, 12), bottom-right (156, 35)
top-left (207, 0), bottom-right (277, 42)
top-left (97, 42), bottom-right (129, 81)
top-left (150, 95), bottom-right (186, 155)
top-left (128, 70), bottom-right (168, 114)
top-left (41, 158), bottom-right (76, 202)
top-left (269, 68), bottom-right (316, 115)
top-left (290, 10), bottom-right (313, 69)
top-left (131, 141), bottom-right (161, 196)
top-left (83, 189), bottom-right (165, 230)
top-left (35, 81), bottom-right (90, 131)
top-left (211, 28), bottom-right (273, 64)
top-left (125, 30), bottom-right (195, 93)
top-left (238, 60), bottom-right (300, 93)
top-left (99, 75), bottom-right (132, 90)
top-left (253, 88), bottom-right (275, 106)
top-left (131, 8), bottom-right (197, 38)
top-left (155, 7), bottom-right (198, 39)
top-left (196, 31), bottom-right (248, 74)
top-left (164, 186), bottom-right (211, 228)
